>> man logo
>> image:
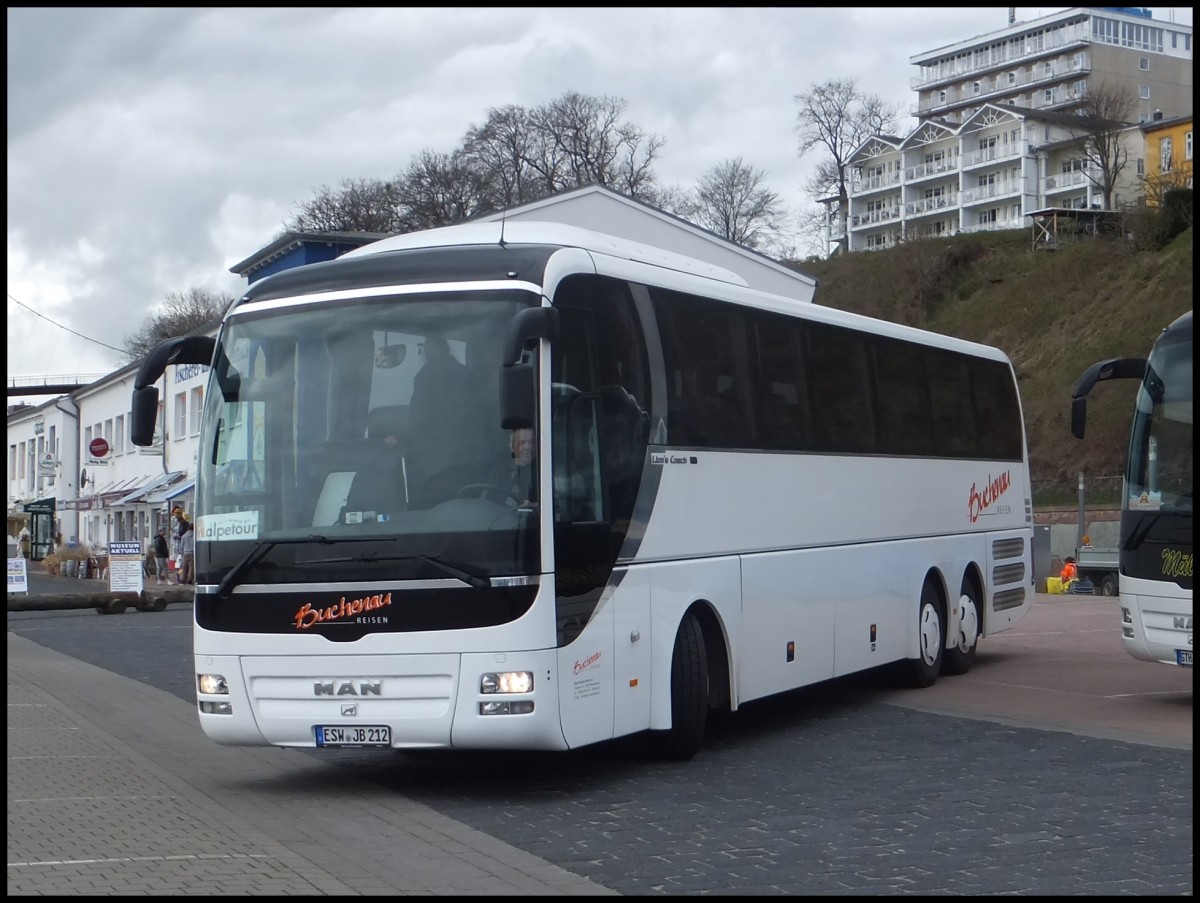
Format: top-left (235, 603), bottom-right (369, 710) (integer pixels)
top-left (314, 681), bottom-right (382, 696)
top-left (341, 704), bottom-right (358, 716)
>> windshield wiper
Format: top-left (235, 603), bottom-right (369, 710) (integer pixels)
top-left (216, 534), bottom-right (335, 598)
top-left (416, 555), bottom-right (491, 589)
top-left (297, 552), bottom-right (490, 589)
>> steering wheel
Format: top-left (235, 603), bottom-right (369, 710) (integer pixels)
top-left (455, 483), bottom-right (520, 506)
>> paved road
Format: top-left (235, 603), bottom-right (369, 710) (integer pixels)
top-left (7, 592), bottom-right (1193, 895)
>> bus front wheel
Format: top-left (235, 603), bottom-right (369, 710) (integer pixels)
top-left (649, 612), bottom-right (708, 761)
top-left (902, 581), bottom-right (944, 688)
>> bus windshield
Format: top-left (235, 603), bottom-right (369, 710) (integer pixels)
top-left (1126, 335), bottom-right (1193, 515)
top-left (195, 288), bottom-right (541, 587)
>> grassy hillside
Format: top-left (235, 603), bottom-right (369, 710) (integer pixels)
top-left (791, 227), bottom-right (1193, 505)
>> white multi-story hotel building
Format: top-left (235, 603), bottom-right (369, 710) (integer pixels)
top-left (829, 6), bottom-right (1192, 253)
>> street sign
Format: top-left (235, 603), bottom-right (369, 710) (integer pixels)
top-left (89, 437), bottom-right (110, 458)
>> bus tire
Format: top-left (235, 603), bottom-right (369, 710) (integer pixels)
top-left (941, 578), bottom-right (980, 676)
top-left (1100, 573), bottom-right (1118, 597)
top-left (650, 612), bottom-right (708, 761)
top-left (903, 580), bottom-right (944, 688)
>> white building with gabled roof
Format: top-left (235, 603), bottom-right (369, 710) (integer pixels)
top-left (470, 184), bottom-right (817, 303)
top-left (834, 101), bottom-right (1147, 253)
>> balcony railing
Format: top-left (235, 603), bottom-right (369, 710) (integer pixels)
top-left (911, 26), bottom-right (1090, 91)
top-left (960, 181), bottom-right (1023, 204)
top-left (962, 144), bottom-right (1024, 168)
top-left (850, 207), bottom-right (904, 229)
top-left (905, 159), bottom-right (960, 181)
top-left (960, 217), bottom-right (1025, 234)
top-left (905, 195), bottom-right (959, 216)
top-left (1043, 168), bottom-right (1100, 192)
top-left (853, 171), bottom-right (903, 194)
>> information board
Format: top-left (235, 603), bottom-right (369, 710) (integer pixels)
top-left (107, 541), bottom-right (145, 594)
top-left (7, 557), bottom-right (28, 594)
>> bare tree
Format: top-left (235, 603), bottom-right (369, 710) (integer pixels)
top-left (1061, 81), bottom-right (1137, 209)
top-left (692, 157), bottom-right (787, 252)
top-left (283, 91), bottom-right (663, 239)
top-left (123, 288), bottom-right (232, 363)
top-left (526, 92), bottom-right (665, 199)
top-left (643, 182), bottom-right (700, 221)
top-left (395, 149), bottom-right (496, 231)
top-left (794, 78), bottom-right (902, 254)
top-left (285, 177), bottom-right (404, 233)
top-left (461, 104), bottom-right (541, 207)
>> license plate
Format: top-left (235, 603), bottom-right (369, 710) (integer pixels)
top-left (1176, 649), bottom-right (1192, 667)
top-left (315, 725), bottom-right (391, 747)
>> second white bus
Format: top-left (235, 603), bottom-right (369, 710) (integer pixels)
top-left (131, 220), bottom-right (1034, 759)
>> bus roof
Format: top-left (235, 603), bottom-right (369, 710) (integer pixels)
top-left (341, 220), bottom-right (750, 288)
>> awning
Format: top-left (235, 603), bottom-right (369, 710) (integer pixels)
top-left (114, 471), bottom-right (184, 506)
top-left (162, 479), bottom-right (195, 502)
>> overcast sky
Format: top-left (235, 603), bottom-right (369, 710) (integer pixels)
top-left (7, 7), bottom-right (1193, 399)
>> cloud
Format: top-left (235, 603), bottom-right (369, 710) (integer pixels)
top-left (6, 6), bottom-right (1193, 398)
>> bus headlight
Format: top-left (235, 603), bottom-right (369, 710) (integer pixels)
top-left (198, 673), bottom-right (229, 695)
top-left (480, 671), bottom-right (533, 694)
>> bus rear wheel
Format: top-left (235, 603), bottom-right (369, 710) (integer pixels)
top-left (649, 612), bottom-right (708, 761)
top-left (902, 580), bottom-right (944, 688)
top-left (941, 578), bottom-right (980, 676)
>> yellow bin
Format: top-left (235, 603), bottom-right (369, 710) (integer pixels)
top-left (1046, 576), bottom-right (1064, 594)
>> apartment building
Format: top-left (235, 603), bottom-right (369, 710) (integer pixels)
top-left (912, 7), bottom-right (1191, 127)
top-left (828, 7), bottom-right (1192, 253)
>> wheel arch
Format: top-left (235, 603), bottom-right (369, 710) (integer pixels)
top-left (687, 599), bottom-right (732, 715)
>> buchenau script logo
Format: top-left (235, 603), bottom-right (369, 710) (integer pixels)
top-left (573, 650), bottom-right (602, 675)
top-left (293, 592), bottom-right (392, 630)
top-left (967, 470), bottom-right (1011, 523)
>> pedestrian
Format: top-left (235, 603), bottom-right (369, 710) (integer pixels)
top-left (153, 528), bottom-right (170, 585)
top-left (180, 522), bottom-right (195, 585)
top-left (1059, 556), bottom-right (1078, 589)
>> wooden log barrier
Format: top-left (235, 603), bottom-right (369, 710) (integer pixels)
top-left (8, 587), bottom-right (194, 613)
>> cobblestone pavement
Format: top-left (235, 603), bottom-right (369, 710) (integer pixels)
top-left (7, 596), bottom-right (1192, 896)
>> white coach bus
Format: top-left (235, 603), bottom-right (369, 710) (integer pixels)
top-left (130, 221), bottom-right (1034, 759)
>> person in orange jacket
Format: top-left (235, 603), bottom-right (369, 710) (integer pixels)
top-left (1060, 556), bottom-right (1078, 585)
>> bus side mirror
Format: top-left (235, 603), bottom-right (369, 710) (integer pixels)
top-left (499, 307), bottom-right (559, 430)
top-left (131, 386), bottom-right (160, 447)
top-left (131, 334), bottom-right (216, 446)
top-left (1069, 356), bottom-right (1146, 441)
top-left (1070, 396), bottom-right (1088, 440)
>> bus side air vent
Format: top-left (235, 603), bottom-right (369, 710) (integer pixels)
top-left (992, 562), bottom-right (1026, 585)
top-left (992, 588), bottom-right (1027, 611)
top-left (992, 537), bottom-right (1025, 560)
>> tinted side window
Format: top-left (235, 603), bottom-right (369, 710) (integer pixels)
top-left (653, 288), bottom-right (752, 449)
top-left (805, 321), bottom-right (876, 453)
top-left (926, 348), bottom-right (978, 457)
top-left (750, 311), bottom-right (810, 451)
top-left (873, 336), bottom-right (934, 455)
top-left (971, 358), bottom-right (1023, 461)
